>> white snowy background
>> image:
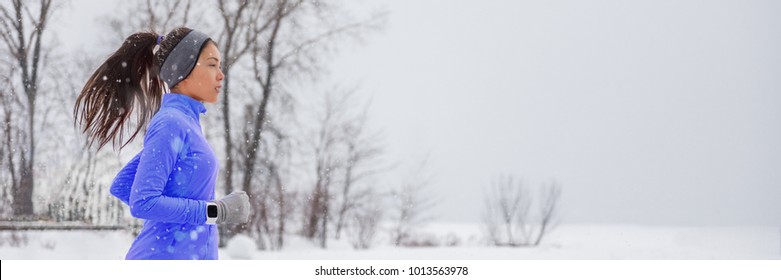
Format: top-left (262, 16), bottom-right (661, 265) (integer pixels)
top-left (0, 223), bottom-right (778, 259)
top-left (1, 0), bottom-right (780, 259)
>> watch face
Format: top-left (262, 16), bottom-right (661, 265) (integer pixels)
top-left (207, 204), bottom-right (218, 218)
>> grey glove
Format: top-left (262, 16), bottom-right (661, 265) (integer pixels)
top-left (213, 191), bottom-right (250, 224)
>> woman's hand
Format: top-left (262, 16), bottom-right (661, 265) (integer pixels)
top-left (213, 191), bottom-right (250, 224)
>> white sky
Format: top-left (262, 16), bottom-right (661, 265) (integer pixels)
top-left (58, 0), bottom-right (781, 226)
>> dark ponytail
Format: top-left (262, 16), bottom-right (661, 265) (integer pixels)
top-left (74, 27), bottom-right (194, 151)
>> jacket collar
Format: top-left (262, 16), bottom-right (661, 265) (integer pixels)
top-left (161, 93), bottom-right (206, 121)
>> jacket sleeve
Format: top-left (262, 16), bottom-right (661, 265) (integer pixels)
top-left (129, 113), bottom-right (207, 225)
top-left (109, 152), bottom-right (142, 205)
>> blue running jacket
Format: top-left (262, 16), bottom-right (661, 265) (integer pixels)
top-left (110, 93), bottom-right (219, 260)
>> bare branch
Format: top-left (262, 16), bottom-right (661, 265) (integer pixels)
top-left (0, 4), bottom-right (22, 53)
top-left (182, 0), bottom-right (192, 26)
top-left (483, 175), bottom-right (562, 247)
top-left (274, 15), bottom-right (377, 69)
top-left (534, 181), bottom-right (561, 246)
top-left (144, 0), bottom-right (156, 30)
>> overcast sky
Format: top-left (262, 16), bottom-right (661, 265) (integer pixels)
top-left (60, 0), bottom-right (781, 226)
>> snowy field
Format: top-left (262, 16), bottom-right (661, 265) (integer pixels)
top-left (0, 223), bottom-right (778, 260)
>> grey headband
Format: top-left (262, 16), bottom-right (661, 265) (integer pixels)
top-left (160, 30), bottom-right (211, 89)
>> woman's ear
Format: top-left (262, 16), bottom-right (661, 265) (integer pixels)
top-left (172, 79), bottom-right (187, 92)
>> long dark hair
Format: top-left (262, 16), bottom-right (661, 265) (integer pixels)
top-left (74, 27), bottom-right (194, 150)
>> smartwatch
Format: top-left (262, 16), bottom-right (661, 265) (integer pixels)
top-left (206, 202), bottom-right (218, 224)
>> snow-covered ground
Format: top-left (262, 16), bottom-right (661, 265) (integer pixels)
top-left (1, 223), bottom-right (778, 259)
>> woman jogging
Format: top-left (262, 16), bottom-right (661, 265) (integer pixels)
top-left (73, 27), bottom-right (249, 260)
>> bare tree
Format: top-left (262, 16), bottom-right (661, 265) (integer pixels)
top-left (1, 0), bottom-right (120, 224)
top-left (218, 1), bottom-right (299, 246)
top-left (483, 175), bottom-right (561, 247)
top-left (231, 1), bottom-right (384, 249)
top-left (215, 0), bottom-right (267, 196)
top-left (345, 188), bottom-right (382, 250)
top-left (488, 176), bottom-right (532, 246)
top-left (332, 93), bottom-right (385, 240)
top-left (298, 87), bottom-right (386, 248)
top-left (244, 117), bottom-right (297, 250)
top-left (389, 158), bottom-right (438, 247)
top-left (0, 0), bottom-right (56, 217)
top-left (303, 89), bottom-right (344, 247)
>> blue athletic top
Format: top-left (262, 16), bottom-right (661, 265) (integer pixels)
top-left (109, 93), bottom-right (219, 260)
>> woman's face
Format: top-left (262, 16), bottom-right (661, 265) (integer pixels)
top-left (174, 42), bottom-right (224, 103)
